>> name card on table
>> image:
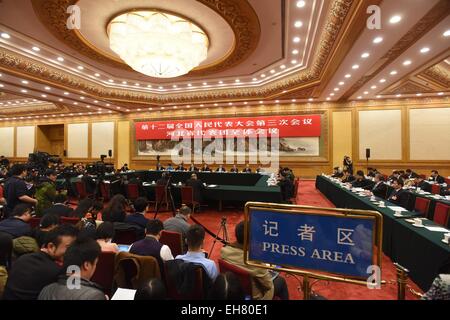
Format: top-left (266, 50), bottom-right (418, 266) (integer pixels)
top-left (244, 203), bottom-right (383, 282)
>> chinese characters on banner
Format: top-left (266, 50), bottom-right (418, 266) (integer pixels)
top-left (135, 115), bottom-right (321, 140)
top-left (249, 209), bottom-right (375, 278)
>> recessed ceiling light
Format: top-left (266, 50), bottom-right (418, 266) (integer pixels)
top-left (373, 37), bottom-right (383, 44)
top-left (416, 93), bottom-right (422, 96)
top-left (364, 91), bottom-right (369, 95)
top-left (148, 107), bottom-right (153, 110)
top-left (292, 49), bottom-right (299, 55)
top-left (186, 105), bottom-right (191, 108)
top-left (389, 15), bottom-right (402, 24)
top-left (77, 66), bottom-right (84, 70)
top-left (296, 1), bottom-right (305, 8)
top-left (293, 37), bottom-right (300, 43)
top-left (291, 60), bottom-right (297, 64)
top-left (235, 79), bottom-right (240, 82)
top-left (308, 98), bottom-right (313, 102)
top-left (106, 104), bottom-right (110, 106)
top-left (86, 105), bottom-right (91, 108)
top-left (218, 81), bottom-right (223, 84)
top-left (44, 86), bottom-right (51, 90)
top-left (326, 97), bottom-right (331, 101)
top-left (147, 85), bottom-right (152, 88)
top-left (403, 60), bottom-right (412, 66)
top-left (270, 70), bottom-right (275, 74)
top-left (376, 95), bottom-right (382, 98)
top-left (73, 102), bottom-right (78, 105)
top-left (280, 65), bottom-right (286, 70)
top-left (420, 47), bottom-right (430, 53)
top-left (275, 100), bottom-right (280, 103)
top-left (379, 79), bottom-right (386, 83)
top-left (252, 78), bottom-right (258, 81)
top-left (214, 103), bottom-right (218, 106)
top-left (173, 106), bottom-right (177, 109)
top-left (159, 86), bottom-right (163, 89)
top-left (371, 85), bottom-right (377, 89)
top-left (200, 104), bottom-right (204, 107)
top-left (32, 46), bottom-right (40, 52)
top-left (80, 96), bottom-right (85, 100)
top-left (244, 101), bottom-right (248, 104)
top-left (21, 89), bottom-right (27, 93)
top-left (187, 83), bottom-right (192, 87)
top-left (135, 83), bottom-right (140, 86)
top-left (437, 92), bottom-right (444, 96)
top-left (345, 74), bottom-right (351, 78)
top-left (357, 96), bottom-right (362, 99)
top-left (21, 80), bottom-right (29, 84)
top-left (294, 21), bottom-right (303, 28)
top-left (338, 82), bottom-right (345, 86)
top-left (122, 81), bottom-right (127, 84)
top-left (94, 73), bottom-right (100, 77)
top-left (229, 102), bottom-right (234, 105)
top-left (58, 98), bottom-right (63, 102)
top-left (108, 79), bottom-right (114, 82)
top-left (41, 94), bottom-right (47, 98)
top-left (1, 33), bottom-right (11, 39)
top-left (396, 94), bottom-right (402, 97)
top-left (173, 85), bottom-right (177, 88)
top-left (64, 92), bottom-right (69, 95)
top-left (202, 82), bottom-right (207, 85)
top-left (259, 101), bottom-right (263, 104)
top-left (390, 70), bottom-right (398, 75)
top-left (261, 74), bottom-right (266, 78)
top-left (57, 57), bottom-right (64, 62)
top-left (352, 64), bottom-right (359, 69)
top-left (330, 93), bottom-right (335, 96)
top-left (334, 88), bottom-right (339, 91)
top-left (361, 52), bottom-right (370, 58)
top-left (444, 30), bottom-right (450, 37)
top-left (116, 107), bottom-right (121, 110)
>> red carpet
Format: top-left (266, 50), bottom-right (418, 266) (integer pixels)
top-left (144, 180), bottom-right (423, 300)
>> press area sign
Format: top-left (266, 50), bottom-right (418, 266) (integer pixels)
top-left (244, 203), bottom-right (383, 283)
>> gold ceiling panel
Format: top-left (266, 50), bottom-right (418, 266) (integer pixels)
top-left (31, 0), bottom-right (261, 77)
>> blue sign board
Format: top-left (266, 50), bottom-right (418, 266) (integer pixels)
top-left (248, 209), bottom-right (375, 278)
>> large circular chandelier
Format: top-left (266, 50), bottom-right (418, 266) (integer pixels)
top-left (107, 10), bottom-right (209, 78)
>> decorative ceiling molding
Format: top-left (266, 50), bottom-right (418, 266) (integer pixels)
top-left (1, 0), bottom-right (369, 109)
top-left (30, 0), bottom-right (261, 77)
top-left (381, 80), bottom-right (434, 95)
top-left (339, 0), bottom-right (450, 101)
top-left (418, 64), bottom-right (450, 89)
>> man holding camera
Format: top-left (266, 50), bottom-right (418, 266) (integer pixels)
top-left (35, 169), bottom-right (58, 217)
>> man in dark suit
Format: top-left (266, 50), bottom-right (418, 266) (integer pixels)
top-left (278, 173), bottom-right (294, 203)
top-left (370, 174), bottom-right (388, 199)
top-left (351, 170), bottom-right (373, 189)
top-left (331, 167), bottom-right (343, 178)
top-left (242, 164), bottom-right (252, 173)
top-left (185, 173), bottom-right (205, 203)
top-left (429, 170), bottom-right (445, 184)
top-left (387, 178), bottom-right (409, 208)
top-left (175, 163), bottom-right (186, 171)
top-left (42, 193), bottom-right (74, 217)
top-left (155, 162), bottom-right (165, 171)
top-left (216, 164), bottom-right (226, 172)
top-left (405, 169), bottom-right (418, 179)
top-left (341, 170), bottom-right (355, 183)
top-left (201, 163), bottom-right (211, 172)
top-left (156, 172), bottom-right (170, 186)
top-left (187, 163), bottom-right (199, 172)
top-left (414, 176), bottom-right (431, 192)
top-left (230, 165), bottom-right (239, 173)
top-left (388, 170), bottom-right (401, 183)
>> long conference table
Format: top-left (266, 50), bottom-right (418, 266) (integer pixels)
top-left (316, 175), bottom-right (450, 291)
top-left (91, 170), bottom-right (282, 209)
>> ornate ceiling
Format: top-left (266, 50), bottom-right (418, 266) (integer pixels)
top-left (0, 0), bottom-right (449, 119)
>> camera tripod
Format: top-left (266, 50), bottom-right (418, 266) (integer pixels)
top-left (209, 216), bottom-right (229, 257)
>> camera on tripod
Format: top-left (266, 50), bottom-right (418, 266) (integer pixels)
top-left (27, 151), bottom-right (61, 174)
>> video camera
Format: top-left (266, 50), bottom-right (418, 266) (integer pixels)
top-left (86, 161), bottom-right (115, 176)
top-left (27, 151), bottom-right (61, 174)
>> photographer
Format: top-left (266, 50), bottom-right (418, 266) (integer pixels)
top-left (4, 164), bottom-right (38, 217)
top-left (35, 169), bottom-right (58, 217)
top-left (343, 155), bottom-right (353, 175)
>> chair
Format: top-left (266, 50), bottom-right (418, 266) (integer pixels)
top-left (218, 259), bottom-right (252, 297)
top-left (115, 258), bottom-right (139, 289)
top-left (113, 229), bottom-right (138, 245)
top-left (114, 252), bottom-right (161, 290)
top-left (433, 203), bottom-right (450, 227)
top-left (164, 262), bottom-right (205, 300)
top-left (28, 217), bottom-right (41, 229)
top-left (180, 186), bottom-right (199, 213)
top-left (60, 216), bottom-right (80, 225)
top-left (126, 184), bottom-right (140, 202)
top-left (445, 178), bottom-right (450, 185)
top-left (75, 181), bottom-right (90, 199)
top-left (99, 182), bottom-right (112, 202)
top-left (160, 230), bottom-right (183, 257)
top-left (290, 178), bottom-right (300, 204)
top-left (419, 174), bottom-right (426, 180)
top-left (414, 197), bottom-right (431, 217)
top-left (91, 251), bottom-right (116, 296)
top-left (431, 184), bottom-right (441, 195)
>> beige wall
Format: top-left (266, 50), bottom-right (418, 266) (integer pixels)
top-left (332, 111), bottom-right (352, 168)
top-left (117, 120), bottom-right (130, 168)
top-left (16, 126), bottom-right (35, 158)
top-left (0, 127), bottom-right (14, 157)
top-left (91, 122), bottom-right (114, 159)
top-left (67, 123), bottom-right (88, 158)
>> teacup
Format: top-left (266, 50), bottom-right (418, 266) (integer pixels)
top-left (444, 233), bottom-right (450, 243)
top-left (395, 211), bottom-right (402, 216)
top-left (413, 218), bottom-right (423, 225)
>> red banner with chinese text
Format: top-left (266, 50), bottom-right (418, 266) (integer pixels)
top-left (135, 115), bottom-right (321, 140)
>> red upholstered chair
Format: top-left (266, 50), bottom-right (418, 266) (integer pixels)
top-left (75, 181), bottom-right (89, 199)
top-left (160, 230), bottom-right (183, 257)
top-left (164, 263), bottom-right (205, 300)
top-left (126, 184), bottom-right (140, 202)
top-left (99, 182), bottom-right (112, 202)
top-left (60, 216), bottom-right (80, 225)
top-left (180, 186), bottom-right (199, 213)
top-left (419, 174), bottom-right (426, 180)
top-left (431, 184), bottom-right (441, 195)
top-left (218, 259), bottom-right (252, 298)
top-left (91, 251), bottom-right (116, 296)
top-left (433, 203), bottom-right (450, 227)
top-left (113, 229), bottom-right (138, 245)
top-left (445, 178), bottom-right (450, 185)
top-left (414, 197), bottom-right (431, 217)
top-left (28, 217), bottom-right (41, 229)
